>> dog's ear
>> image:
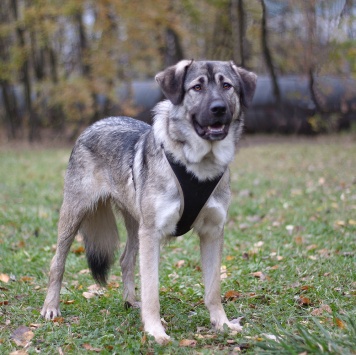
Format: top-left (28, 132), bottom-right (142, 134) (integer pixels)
top-left (230, 61), bottom-right (257, 109)
top-left (155, 60), bottom-right (193, 105)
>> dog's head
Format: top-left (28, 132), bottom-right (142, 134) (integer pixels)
top-left (155, 60), bottom-right (257, 141)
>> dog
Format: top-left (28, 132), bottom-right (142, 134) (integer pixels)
top-left (41, 60), bottom-right (257, 344)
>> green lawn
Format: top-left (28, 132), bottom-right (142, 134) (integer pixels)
top-left (0, 135), bottom-right (355, 354)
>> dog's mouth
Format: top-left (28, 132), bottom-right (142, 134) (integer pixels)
top-left (192, 117), bottom-right (230, 141)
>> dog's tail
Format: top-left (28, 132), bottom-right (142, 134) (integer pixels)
top-left (80, 198), bottom-right (119, 285)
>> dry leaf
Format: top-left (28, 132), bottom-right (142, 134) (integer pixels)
top-left (251, 271), bottom-right (267, 281)
top-left (226, 255), bottom-right (235, 261)
top-left (220, 265), bottom-right (228, 279)
top-left (0, 273), bottom-right (10, 283)
top-left (11, 326), bottom-right (34, 347)
top-left (20, 276), bottom-right (34, 283)
top-left (83, 292), bottom-right (96, 299)
top-left (311, 304), bottom-right (332, 316)
top-left (73, 246), bottom-right (85, 255)
top-left (0, 300), bottom-right (9, 306)
top-left (298, 296), bottom-right (312, 306)
top-left (53, 317), bottom-right (64, 324)
top-left (179, 339), bottom-right (197, 347)
top-left (10, 351), bottom-right (28, 355)
top-left (107, 282), bottom-right (120, 289)
top-left (335, 318), bottom-right (346, 329)
top-left (175, 260), bottom-right (185, 268)
top-left (79, 269), bottom-right (90, 274)
top-left (306, 244), bottom-right (318, 251)
top-left (294, 236), bottom-right (305, 245)
top-left (63, 300), bottom-right (75, 304)
top-left (29, 323), bottom-right (41, 329)
top-left (82, 343), bottom-right (102, 352)
top-left (225, 290), bottom-right (241, 301)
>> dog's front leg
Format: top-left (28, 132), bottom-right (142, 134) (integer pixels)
top-left (139, 228), bottom-right (170, 344)
top-left (200, 230), bottom-right (242, 333)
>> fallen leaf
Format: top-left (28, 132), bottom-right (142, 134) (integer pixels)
top-left (306, 244), bottom-right (318, 251)
top-left (63, 300), bottom-right (75, 304)
top-left (294, 236), bottom-right (305, 245)
top-left (311, 304), bottom-right (332, 316)
top-left (224, 290), bottom-right (241, 301)
top-left (0, 273), bottom-right (10, 283)
top-left (220, 265), bottom-right (228, 279)
top-left (73, 246), bottom-right (85, 255)
top-left (254, 241), bottom-right (264, 248)
top-left (349, 219), bottom-right (356, 225)
top-left (179, 339), bottom-right (197, 347)
top-left (239, 223), bottom-right (250, 230)
top-left (10, 351), bottom-right (28, 355)
top-left (226, 255), bottom-right (235, 261)
top-left (19, 276), bottom-right (34, 283)
top-left (0, 301), bottom-right (9, 306)
top-left (29, 323), bottom-right (41, 329)
top-left (83, 292), bottom-right (96, 299)
top-left (88, 284), bottom-right (102, 291)
top-left (82, 343), bottom-right (102, 352)
top-left (52, 317), bottom-right (64, 324)
top-left (107, 282), bottom-right (120, 289)
top-left (79, 269), bottom-right (90, 274)
top-left (334, 318), bottom-right (346, 329)
top-left (251, 272), bottom-right (267, 281)
top-left (11, 326), bottom-right (34, 347)
top-left (175, 260), bottom-right (185, 268)
top-left (298, 296), bottom-right (312, 306)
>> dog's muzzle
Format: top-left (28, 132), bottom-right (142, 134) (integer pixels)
top-left (192, 100), bottom-right (231, 141)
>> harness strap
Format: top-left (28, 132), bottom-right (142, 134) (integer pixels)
top-left (164, 151), bottom-right (224, 237)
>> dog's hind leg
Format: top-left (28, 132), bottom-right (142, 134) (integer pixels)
top-left (120, 211), bottom-right (139, 308)
top-left (41, 199), bottom-right (86, 319)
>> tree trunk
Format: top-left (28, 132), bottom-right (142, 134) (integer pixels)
top-left (230, 0), bottom-right (245, 66)
top-left (11, 0), bottom-right (39, 141)
top-left (261, 0), bottom-right (281, 105)
top-left (0, 81), bottom-right (20, 139)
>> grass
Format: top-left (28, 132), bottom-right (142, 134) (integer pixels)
top-left (0, 134), bottom-right (355, 354)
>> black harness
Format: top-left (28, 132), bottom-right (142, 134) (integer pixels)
top-left (164, 151), bottom-right (224, 237)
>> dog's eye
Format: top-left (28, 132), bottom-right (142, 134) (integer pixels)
top-left (193, 84), bottom-right (202, 91)
top-left (223, 83), bottom-right (232, 90)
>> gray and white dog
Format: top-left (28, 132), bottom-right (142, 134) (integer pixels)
top-left (41, 60), bottom-right (257, 344)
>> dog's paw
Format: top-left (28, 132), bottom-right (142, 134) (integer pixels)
top-left (145, 324), bottom-right (171, 345)
top-left (226, 318), bottom-right (243, 332)
top-left (124, 301), bottom-right (141, 310)
top-left (212, 317), bottom-right (243, 333)
top-left (40, 305), bottom-right (61, 320)
top-left (153, 333), bottom-right (171, 345)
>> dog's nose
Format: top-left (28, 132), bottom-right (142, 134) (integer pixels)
top-left (210, 101), bottom-right (227, 117)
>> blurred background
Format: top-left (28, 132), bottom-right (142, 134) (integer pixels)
top-left (0, 0), bottom-right (355, 142)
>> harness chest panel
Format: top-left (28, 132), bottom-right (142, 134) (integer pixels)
top-left (165, 152), bottom-right (224, 237)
